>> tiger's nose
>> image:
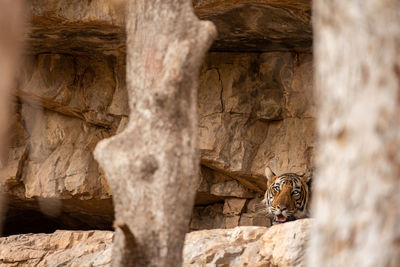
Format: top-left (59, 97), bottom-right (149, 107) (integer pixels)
top-left (277, 205), bottom-right (287, 211)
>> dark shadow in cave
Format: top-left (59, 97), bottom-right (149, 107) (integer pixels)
top-left (1, 199), bottom-right (115, 237)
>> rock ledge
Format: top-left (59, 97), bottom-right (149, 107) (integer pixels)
top-left (0, 219), bottom-right (311, 266)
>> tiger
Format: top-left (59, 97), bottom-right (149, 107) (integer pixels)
top-left (263, 166), bottom-right (311, 224)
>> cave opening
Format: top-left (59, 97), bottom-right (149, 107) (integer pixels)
top-left (1, 199), bottom-right (115, 237)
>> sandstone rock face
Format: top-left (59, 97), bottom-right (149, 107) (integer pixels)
top-left (0, 219), bottom-right (311, 266)
top-left (27, 0), bottom-right (311, 54)
top-left (193, 52), bottom-right (314, 230)
top-left (199, 52), bottom-right (314, 192)
top-left (193, 0), bottom-right (312, 52)
top-left (1, 50), bottom-right (313, 232)
top-left (1, 53), bottom-right (120, 232)
top-left (191, 167), bottom-right (270, 230)
top-left (28, 0), bottom-right (126, 55)
top-left (16, 54), bottom-right (126, 127)
top-left (22, 107), bottom-right (110, 199)
top-left (0, 0), bottom-right (314, 233)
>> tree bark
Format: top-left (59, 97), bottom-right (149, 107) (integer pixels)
top-left (309, 1), bottom-right (400, 267)
top-left (0, 0), bottom-right (24, 166)
top-left (94, 1), bottom-right (216, 266)
top-left (0, 0), bottom-right (25, 234)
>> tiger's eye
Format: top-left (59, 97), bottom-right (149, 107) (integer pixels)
top-left (292, 190), bottom-right (300, 196)
top-left (271, 186), bottom-right (280, 196)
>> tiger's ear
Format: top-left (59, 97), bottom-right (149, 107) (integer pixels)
top-left (265, 166), bottom-right (276, 184)
top-left (300, 175), bottom-right (311, 184)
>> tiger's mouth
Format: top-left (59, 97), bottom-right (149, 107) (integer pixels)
top-left (274, 214), bottom-right (287, 223)
top-left (273, 214), bottom-right (296, 224)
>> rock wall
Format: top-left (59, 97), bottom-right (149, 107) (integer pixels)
top-left (199, 52), bottom-right (314, 190)
top-left (1, 53), bottom-right (122, 233)
top-left (193, 52), bottom-right (314, 229)
top-left (0, 0), bottom-right (314, 234)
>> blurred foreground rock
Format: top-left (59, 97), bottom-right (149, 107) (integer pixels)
top-left (0, 219), bottom-right (311, 266)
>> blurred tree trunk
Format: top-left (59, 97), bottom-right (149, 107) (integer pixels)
top-left (0, 0), bottom-right (24, 168)
top-left (0, 0), bottom-right (25, 234)
top-left (94, 1), bottom-right (216, 266)
top-left (309, 1), bottom-right (400, 267)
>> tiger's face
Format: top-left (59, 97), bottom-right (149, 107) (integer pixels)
top-left (263, 167), bottom-right (310, 224)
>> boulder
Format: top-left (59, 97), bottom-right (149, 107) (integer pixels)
top-left (184, 218), bottom-right (311, 266)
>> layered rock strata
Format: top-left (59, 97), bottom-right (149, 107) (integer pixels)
top-left (28, 0), bottom-right (311, 54)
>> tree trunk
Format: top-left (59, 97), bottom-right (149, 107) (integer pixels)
top-left (94, 1), bottom-right (216, 266)
top-left (0, 0), bottom-right (24, 166)
top-left (0, 0), bottom-right (25, 234)
top-left (309, 1), bottom-right (400, 266)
